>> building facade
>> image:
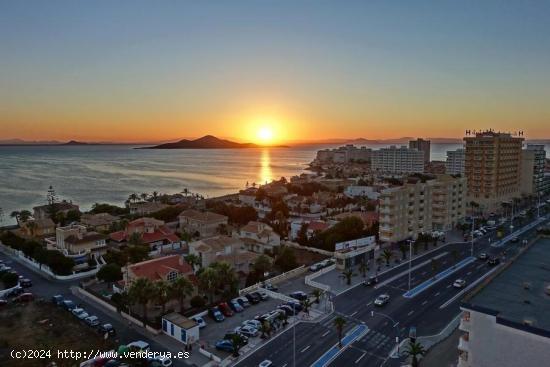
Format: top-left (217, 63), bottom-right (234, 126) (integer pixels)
top-left (178, 209), bottom-right (228, 238)
top-left (371, 146), bottom-right (425, 174)
top-left (464, 131), bottom-right (524, 211)
top-left (409, 138), bottom-right (431, 164)
top-left (315, 145), bottom-right (372, 164)
top-left (446, 148), bottom-right (465, 175)
top-left (520, 144), bottom-right (546, 196)
top-left (379, 175), bottom-right (466, 242)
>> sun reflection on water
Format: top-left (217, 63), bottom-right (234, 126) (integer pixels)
top-left (260, 149), bottom-right (273, 185)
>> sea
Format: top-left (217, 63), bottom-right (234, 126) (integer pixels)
top-left (1, 142), bottom-right (547, 225)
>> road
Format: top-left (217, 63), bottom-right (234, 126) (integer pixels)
top-left (235, 206), bottom-right (549, 367)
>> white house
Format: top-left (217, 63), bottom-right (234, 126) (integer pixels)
top-left (238, 221), bottom-right (280, 253)
top-left (162, 313), bottom-right (199, 346)
top-left (343, 186), bottom-right (380, 199)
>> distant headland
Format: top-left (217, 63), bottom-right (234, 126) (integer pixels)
top-left (138, 135), bottom-right (288, 149)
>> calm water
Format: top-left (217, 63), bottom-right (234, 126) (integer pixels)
top-left (2, 142), bottom-right (537, 225)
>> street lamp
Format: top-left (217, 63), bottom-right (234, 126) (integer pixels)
top-left (371, 310), bottom-right (401, 358)
top-left (406, 239), bottom-right (414, 291)
top-left (470, 216), bottom-right (475, 257)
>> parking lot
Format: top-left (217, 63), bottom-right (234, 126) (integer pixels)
top-left (200, 294), bottom-right (284, 356)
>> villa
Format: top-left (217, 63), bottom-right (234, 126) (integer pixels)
top-left (33, 200), bottom-right (79, 220)
top-left (238, 221), bottom-right (280, 254)
top-left (188, 235), bottom-right (259, 274)
top-left (48, 223), bottom-right (107, 263)
top-left (178, 209), bottom-right (228, 238)
top-left (80, 212), bottom-right (119, 232)
top-left (120, 254), bottom-right (194, 290)
top-left (109, 217), bottom-right (180, 253)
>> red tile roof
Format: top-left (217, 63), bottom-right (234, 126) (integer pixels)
top-left (308, 221), bottom-right (330, 232)
top-left (128, 255), bottom-right (193, 282)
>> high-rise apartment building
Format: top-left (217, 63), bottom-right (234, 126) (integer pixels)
top-left (463, 131), bottom-right (524, 211)
top-left (409, 138), bottom-right (431, 164)
top-left (378, 174), bottom-right (466, 243)
top-left (520, 144), bottom-right (546, 196)
top-left (446, 148), bottom-right (465, 175)
top-left (371, 146), bottom-right (425, 174)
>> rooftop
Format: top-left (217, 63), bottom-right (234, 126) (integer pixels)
top-left (463, 237), bottom-right (550, 335)
top-left (162, 312), bottom-right (197, 330)
top-left (178, 209), bottom-right (227, 223)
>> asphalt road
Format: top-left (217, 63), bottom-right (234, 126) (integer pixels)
top-left (235, 207), bottom-right (549, 367)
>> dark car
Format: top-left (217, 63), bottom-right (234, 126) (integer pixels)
top-left (285, 301), bottom-right (303, 312)
top-left (14, 292), bottom-right (34, 303)
top-left (215, 339), bottom-right (234, 352)
top-left (487, 257), bottom-right (500, 266)
top-left (363, 276), bottom-right (378, 286)
top-left (20, 279), bottom-right (32, 288)
top-left (478, 253), bottom-right (488, 261)
top-left (223, 332), bottom-right (249, 345)
top-left (98, 323), bottom-right (116, 336)
top-left (62, 299), bottom-right (76, 310)
top-left (245, 293), bottom-right (261, 304)
top-left (262, 283), bottom-right (278, 292)
top-left (277, 305), bottom-right (296, 316)
top-left (52, 294), bottom-right (64, 305)
top-left (289, 291), bottom-right (308, 301)
top-left (218, 302), bottom-right (234, 317)
top-left (229, 299), bottom-right (244, 313)
top-left (209, 307), bottom-right (225, 322)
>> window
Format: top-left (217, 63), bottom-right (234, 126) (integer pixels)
top-left (170, 323), bottom-right (174, 336)
top-left (162, 320), bottom-right (168, 332)
top-left (167, 271), bottom-right (178, 282)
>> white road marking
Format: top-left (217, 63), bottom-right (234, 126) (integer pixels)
top-left (446, 284), bottom-right (452, 288)
top-left (281, 364), bottom-right (287, 367)
top-left (476, 264), bottom-right (484, 270)
top-left (440, 266), bottom-right (502, 309)
top-left (301, 345), bottom-right (311, 353)
top-left (366, 302), bottom-right (372, 306)
top-left (434, 292), bottom-right (440, 297)
top-left (355, 352), bottom-right (367, 363)
top-left (422, 300), bottom-right (428, 305)
top-left (467, 271), bottom-right (472, 276)
top-left (322, 330), bottom-right (330, 337)
top-left (350, 311), bottom-right (358, 317)
top-left (407, 310), bottom-right (414, 316)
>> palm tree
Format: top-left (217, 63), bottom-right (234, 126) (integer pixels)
top-left (153, 280), bottom-right (170, 316)
top-left (260, 320), bottom-right (271, 339)
top-left (398, 243), bottom-right (408, 260)
top-left (169, 276), bottom-right (194, 313)
top-left (182, 188), bottom-right (189, 197)
top-left (184, 253), bottom-right (201, 271)
top-left (301, 298), bottom-right (312, 315)
top-left (140, 193), bottom-right (148, 202)
top-left (405, 340), bottom-right (426, 367)
top-left (19, 210), bottom-right (32, 223)
top-left (128, 278), bottom-right (155, 326)
top-left (212, 262), bottom-right (238, 298)
top-left (253, 255), bottom-right (272, 282)
top-left (382, 248), bottom-right (393, 266)
top-left (278, 311), bottom-right (288, 328)
top-left (197, 267), bottom-right (219, 304)
top-left (129, 193), bottom-right (138, 203)
top-left (10, 211), bottom-right (20, 223)
top-left (151, 191), bottom-right (159, 202)
top-left (334, 316), bottom-right (347, 348)
top-left (358, 260), bottom-right (369, 278)
top-left (230, 333), bottom-right (246, 357)
top-left (311, 289), bottom-right (323, 304)
top-left (341, 269), bottom-right (354, 285)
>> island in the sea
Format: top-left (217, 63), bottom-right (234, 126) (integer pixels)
top-left (139, 135), bottom-right (288, 149)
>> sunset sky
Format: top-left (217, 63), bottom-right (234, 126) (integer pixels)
top-left (1, 1), bottom-right (550, 143)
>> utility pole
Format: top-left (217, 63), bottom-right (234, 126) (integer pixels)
top-left (470, 216), bottom-right (476, 257)
top-left (407, 239), bottom-right (414, 291)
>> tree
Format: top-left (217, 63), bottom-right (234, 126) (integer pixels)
top-left (334, 316), bottom-right (347, 348)
top-left (153, 280), bottom-right (171, 316)
top-left (197, 267), bottom-right (219, 304)
top-left (230, 333), bottom-right (246, 357)
top-left (128, 232), bottom-right (143, 246)
top-left (126, 244), bottom-right (149, 263)
top-left (312, 289), bottom-right (323, 304)
top-left (190, 295), bottom-right (206, 309)
top-left (65, 209), bottom-right (81, 223)
top-left (129, 193), bottom-right (138, 203)
top-left (358, 260), bottom-right (369, 278)
top-left (399, 243), bottom-right (408, 261)
top-left (252, 255), bottom-right (272, 282)
top-left (382, 248), bottom-right (393, 266)
top-left (10, 211), bottom-right (20, 223)
top-left (0, 271), bottom-right (18, 288)
top-left (169, 276), bottom-right (194, 313)
top-left (278, 310), bottom-right (288, 328)
top-left (128, 278), bottom-right (155, 326)
top-left (341, 269), bottom-right (354, 285)
top-left (405, 340), bottom-right (426, 367)
top-left (211, 262), bottom-right (238, 298)
top-left (296, 223), bottom-right (309, 246)
top-left (26, 221), bottom-right (38, 237)
top-left (19, 210), bottom-right (32, 223)
top-left (185, 253), bottom-right (201, 271)
top-left (111, 291), bottom-right (130, 313)
top-left (140, 193), bottom-right (149, 202)
top-left (274, 246), bottom-right (298, 272)
top-left (96, 263), bottom-right (122, 288)
top-left (260, 320), bottom-right (272, 339)
top-left (301, 298), bottom-right (312, 315)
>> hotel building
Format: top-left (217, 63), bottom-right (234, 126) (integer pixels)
top-left (520, 144), bottom-right (546, 196)
top-left (371, 146), bottom-right (425, 174)
top-left (446, 148), bottom-right (465, 175)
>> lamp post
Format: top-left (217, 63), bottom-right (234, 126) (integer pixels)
top-left (371, 310), bottom-right (400, 358)
top-left (406, 239), bottom-right (414, 291)
top-left (470, 216), bottom-right (475, 257)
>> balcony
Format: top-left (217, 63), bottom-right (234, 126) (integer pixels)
top-left (458, 332), bottom-right (470, 352)
top-left (459, 311), bottom-right (471, 332)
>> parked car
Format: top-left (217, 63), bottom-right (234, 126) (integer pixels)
top-left (85, 315), bottom-right (100, 327)
top-left (511, 237), bottom-right (519, 243)
top-left (219, 302), bottom-right (234, 317)
top-left (98, 323), bottom-right (116, 336)
top-left (478, 253), bottom-right (488, 260)
top-left (52, 294), bottom-right (64, 305)
top-left (363, 276), bottom-right (378, 287)
top-left (374, 294), bottom-right (390, 306)
top-left (147, 356), bottom-right (172, 367)
top-left (251, 291), bottom-right (264, 302)
top-left (245, 293), bottom-right (261, 304)
top-left (262, 283), bottom-right (278, 292)
top-left (309, 263), bottom-right (321, 272)
top-left (215, 339), bottom-right (234, 352)
top-left (62, 299), bottom-right (76, 310)
top-left (229, 299), bottom-right (244, 313)
top-left (487, 257), bottom-right (500, 266)
top-left (285, 300), bottom-right (303, 312)
top-left (237, 325), bottom-right (259, 337)
top-left (289, 291), bottom-right (308, 301)
top-left (259, 360), bottom-right (273, 367)
top-left (224, 332), bottom-right (248, 344)
top-left (453, 279), bottom-right (466, 288)
top-left (258, 291), bottom-right (269, 301)
top-left (277, 305), bottom-right (296, 316)
top-left (209, 307), bottom-right (225, 322)
top-left (192, 316), bottom-right (206, 329)
top-left (243, 319), bottom-right (262, 329)
top-left (71, 308), bottom-right (86, 317)
top-left (236, 296), bottom-right (251, 308)
top-left (20, 278), bottom-right (32, 288)
top-left (14, 292), bottom-right (34, 303)
top-left (127, 340), bottom-right (150, 351)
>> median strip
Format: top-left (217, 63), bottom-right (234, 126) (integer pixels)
top-left (403, 256), bottom-right (476, 298)
top-left (310, 324), bottom-right (369, 367)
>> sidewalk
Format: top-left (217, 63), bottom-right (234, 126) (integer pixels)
top-left (311, 229), bottom-right (466, 296)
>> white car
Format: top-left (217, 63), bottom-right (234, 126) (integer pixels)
top-left (374, 294), bottom-right (390, 306)
top-left (453, 279), bottom-right (466, 288)
top-left (148, 356), bottom-right (172, 366)
top-left (237, 325), bottom-right (259, 337)
top-left (127, 340), bottom-right (150, 351)
top-left (243, 319), bottom-right (262, 329)
top-left (84, 315), bottom-right (99, 326)
top-left (71, 308), bottom-right (86, 317)
top-left (259, 360), bottom-right (273, 367)
top-left (193, 316), bottom-right (206, 329)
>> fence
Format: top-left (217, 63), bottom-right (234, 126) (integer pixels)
top-left (239, 265), bottom-right (306, 295)
top-left (305, 264), bottom-right (335, 292)
top-left (283, 241), bottom-right (334, 257)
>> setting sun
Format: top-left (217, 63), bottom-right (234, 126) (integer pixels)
top-left (257, 126), bottom-right (274, 144)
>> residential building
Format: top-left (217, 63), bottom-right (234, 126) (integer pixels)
top-left (409, 138), bottom-right (431, 164)
top-left (188, 235), bottom-right (259, 274)
top-left (33, 200), bottom-right (79, 220)
top-left (379, 174), bottom-right (466, 242)
top-left (520, 144), bottom-right (546, 196)
top-left (178, 209), bottom-right (228, 238)
top-left (128, 201), bottom-right (169, 216)
top-left (343, 186), bottom-right (380, 199)
top-left (314, 145), bottom-right (372, 164)
top-left (458, 237), bottom-right (550, 367)
top-left (290, 220), bottom-right (331, 241)
top-left (424, 160), bottom-right (446, 174)
top-left (80, 213), bottom-right (119, 232)
top-left (121, 254), bottom-right (194, 289)
top-left (238, 221), bottom-right (280, 254)
top-left (162, 313), bottom-right (199, 346)
top-left (20, 218), bottom-right (56, 237)
top-left (371, 146), bottom-right (425, 174)
top-left (446, 148), bottom-right (465, 175)
top-left (464, 131), bottom-right (524, 211)
top-left (54, 223), bottom-right (107, 262)
top-left (238, 187), bottom-right (258, 206)
top-left (332, 211), bottom-right (379, 228)
top-left (109, 217), bottom-right (180, 253)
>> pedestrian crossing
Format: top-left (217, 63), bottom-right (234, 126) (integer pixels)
top-left (355, 329), bottom-right (394, 357)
